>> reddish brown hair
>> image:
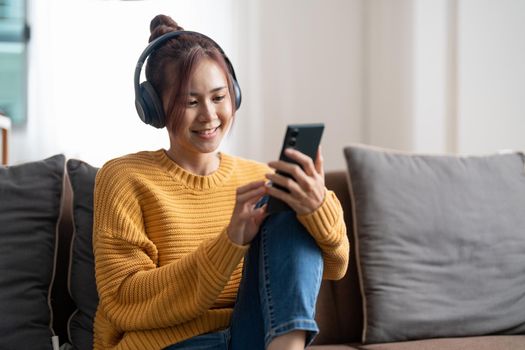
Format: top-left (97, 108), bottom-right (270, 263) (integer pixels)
top-left (146, 15), bottom-right (236, 132)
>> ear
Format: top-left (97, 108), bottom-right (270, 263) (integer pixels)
top-left (139, 81), bottom-right (166, 128)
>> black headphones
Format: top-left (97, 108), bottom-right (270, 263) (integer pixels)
top-left (134, 30), bottom-right (242, 129)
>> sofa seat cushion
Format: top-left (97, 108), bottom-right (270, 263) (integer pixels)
top-left (359, 335), bottom-right (525, 350)
top-left (308, 345), bottom-right (362, 349)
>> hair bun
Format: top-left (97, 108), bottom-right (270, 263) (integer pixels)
top-left (149, 14), bottom-right (184, 42)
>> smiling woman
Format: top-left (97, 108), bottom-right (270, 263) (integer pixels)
top-left (92, 14), bottom-right (348, 350)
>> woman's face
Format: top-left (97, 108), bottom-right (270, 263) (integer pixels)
top-left (167, 58), bottom-right (233, 159)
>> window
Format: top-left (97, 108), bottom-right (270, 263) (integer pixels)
top-left (0, 0), bottom-right (28, 124)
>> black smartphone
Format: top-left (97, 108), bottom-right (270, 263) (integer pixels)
top-left (265, 123), bottom-right (325, 214)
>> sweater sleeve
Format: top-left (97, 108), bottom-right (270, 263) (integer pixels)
top-left (297, 190), bottom-right (349, 280)
top-left (93, 165), bottom-right (248, 332)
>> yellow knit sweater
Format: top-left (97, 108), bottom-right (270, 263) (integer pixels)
top-left (92, 150), bottom-right (348, 350)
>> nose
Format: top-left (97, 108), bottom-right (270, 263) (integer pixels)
top-left (198, 100), bottom-right (216, 122)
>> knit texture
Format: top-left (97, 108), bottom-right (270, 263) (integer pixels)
top-left (92, 150), bottom-right (348, 350)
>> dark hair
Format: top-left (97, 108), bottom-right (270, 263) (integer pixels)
top-left (146, 15), bottom-right (236, 132)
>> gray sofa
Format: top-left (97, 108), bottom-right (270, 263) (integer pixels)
top-left (1, 145), bottom-right (524, 349)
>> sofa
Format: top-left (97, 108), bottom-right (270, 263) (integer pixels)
top-left (1, 145), bottom-right (524, 350)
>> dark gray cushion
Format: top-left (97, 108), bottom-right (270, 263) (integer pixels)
top-left (66, 159), bottom-right (99, 350)
top-left (344, 145), bottom-right (525, 344)
top-left (0, 154), bottom-right (65, 350)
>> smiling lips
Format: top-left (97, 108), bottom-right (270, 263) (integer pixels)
top-left (193, 125), bottom-right (221, 138)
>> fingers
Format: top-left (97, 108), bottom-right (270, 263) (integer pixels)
top-left (315, 146), bottom-right (325, 178)
top-left (268, 147), bottom-right (322, 179)
top-left (236, 181), bottom-right (266, 205)
top-left (265, 172), bottom-right (303, 197)
top-left (228, 182), bottom-right (269, 245)
top-left (237, 180), bottom-right (266, 194)
top-left (265, 146), bottom-right (326, 215)
top-left (253, 204), bottom-right (269, 225)
top-left (284, 148), bottom-right (318, 177)
top-left (265, 180), bottom-right (295, 202)
top-left (268, 150), bottom-right (320, 190)
top-left (267, 162), bottom-right (309, 191)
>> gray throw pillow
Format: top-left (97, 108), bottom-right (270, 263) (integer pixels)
top-left (0, 154), bottom-right (65, 350)
top-left (344, 145), bottom-right (525, 344)
top-left (66, 159), bottom-right (99, 350)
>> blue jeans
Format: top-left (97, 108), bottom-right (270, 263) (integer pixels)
top-left (164, 211), bottom-right (323, 349)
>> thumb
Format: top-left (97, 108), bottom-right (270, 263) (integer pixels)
top-left (315, 145), bottom-right (324, 177)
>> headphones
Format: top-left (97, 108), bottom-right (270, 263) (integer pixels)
top-left (134, 30), bottom-right (242, 129)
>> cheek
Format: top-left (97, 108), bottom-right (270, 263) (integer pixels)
top-left (178, 110), bottom-right (195, 128)
top-left (168, 112), bottom-right (192, 139)
top-left (218, 103), bottom-right (234, 124)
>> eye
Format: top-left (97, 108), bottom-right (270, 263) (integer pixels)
top-left (213, 95), bottom-right (226, 103)
top-left (187, 99), bottom-right (198, 107)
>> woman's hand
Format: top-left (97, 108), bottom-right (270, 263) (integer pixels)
top-left (266, 147), bottom-right (326, 216)
top-left (227, 181), bottom-right (268, 245)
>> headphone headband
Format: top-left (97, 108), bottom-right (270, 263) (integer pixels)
top-left (134, 30), bottom-right (241, 128)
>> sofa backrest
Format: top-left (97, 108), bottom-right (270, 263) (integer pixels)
top-left (53, 172), bottom-right (76, 345)
top-left (312, 171), bottom-right (363, 345)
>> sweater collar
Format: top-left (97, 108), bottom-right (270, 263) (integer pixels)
top-left (157, 149), bottom-right (234, 190)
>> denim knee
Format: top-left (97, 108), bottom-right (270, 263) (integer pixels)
top-left (259, 211), bottom-right (324, 347)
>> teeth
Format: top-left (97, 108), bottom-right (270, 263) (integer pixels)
top-left (196, 126), bottom-right (219, 135)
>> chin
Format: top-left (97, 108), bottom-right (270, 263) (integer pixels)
top-left (196, 143), bottom-right (221, 154)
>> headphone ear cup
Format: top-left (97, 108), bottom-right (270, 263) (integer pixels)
top-left (231, 75), bottom-right (242, 110)
top-left (139, 81), bottom-right (166, 128)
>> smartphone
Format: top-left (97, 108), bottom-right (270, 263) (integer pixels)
top-left (265, 123), bottom-right (325, 213)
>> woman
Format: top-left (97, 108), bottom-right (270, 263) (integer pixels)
top-left (93, 14), bottom-right (349, 350)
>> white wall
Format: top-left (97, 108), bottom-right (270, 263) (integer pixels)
top-left (457, 0), bottom-right (525, 154)
top-left (17, 0), bottom-right (236, 167)
top-left (232, 0), bottom-right (363, 170)
top-left (359, 0), bottom-right (525, 156)
top-left (10, 0), bottom-right (525, 170)
top-left (412, 0), bottom-right (450, 153)
top-left (363, 0), bottom-right (414, 151)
